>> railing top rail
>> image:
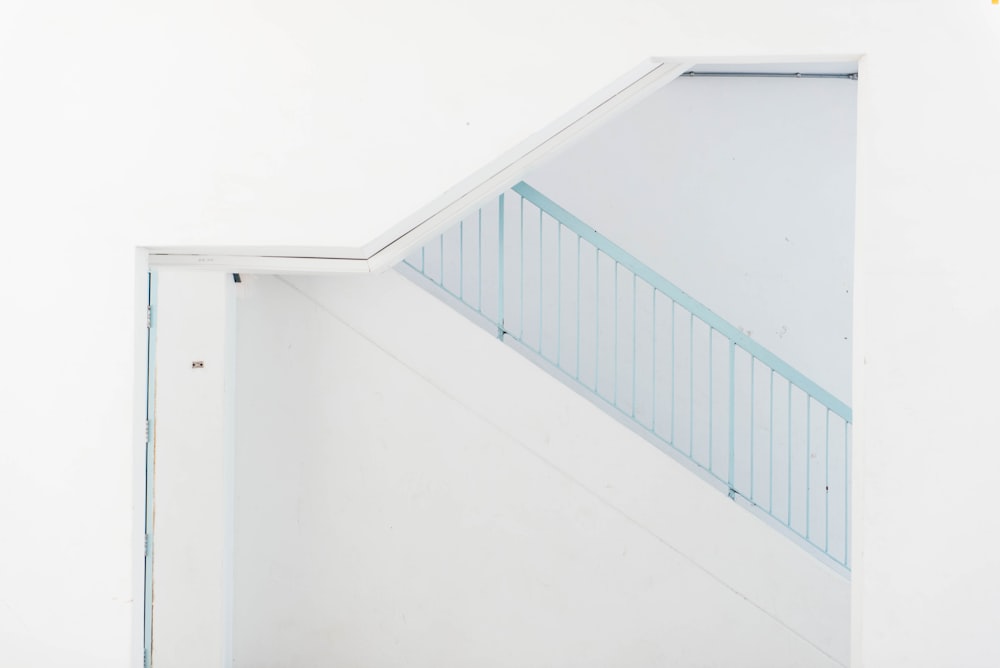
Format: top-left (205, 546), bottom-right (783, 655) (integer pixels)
top-left (512, 181), bottom-right (852, 422)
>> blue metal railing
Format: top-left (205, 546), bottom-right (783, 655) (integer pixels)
top-left (399, 182), bottom-right (851, 570)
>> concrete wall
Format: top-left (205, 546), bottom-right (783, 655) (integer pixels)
top-left (231, 272), bottom-right (848, 667)
top-left (4, 2), bottom-right (1000, 666)
top-left (526, 74), bottom-right (857, 403)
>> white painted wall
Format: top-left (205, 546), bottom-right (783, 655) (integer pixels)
top-left (233, 272), bottom-right (848, 667)
top-left (3, 2), bottom-right (1000, 666)
top-left (150, 271), bottom-right (233, 668)
top-left (526, 74), bottom-right (856, 404)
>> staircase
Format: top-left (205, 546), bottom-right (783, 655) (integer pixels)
top-left (399, 182), bottom-right (852, 571)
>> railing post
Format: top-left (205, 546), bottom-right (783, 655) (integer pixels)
top-left (728, 340), bottom-right (736, 495)
top-left (497, 193), bottom-right (505, 339)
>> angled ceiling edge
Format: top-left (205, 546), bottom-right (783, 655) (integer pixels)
top-left (147, 59), bottom-right (692, 274)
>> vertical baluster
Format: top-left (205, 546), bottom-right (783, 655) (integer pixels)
top-left (497, 194), bottom-right (505, 338)
top-left (576, 234), bottom-right (581, 381)
top-left (728, 340), bottom-right (735, 493)
top-left (671, 301), bottom-right (675, 447)
top-left (787, 381), bottom-right (793, 527)
top-left (769, 369), bottom-right (774, 512)
top-left (595, 249), bottom-right (600, 393)
top-left (652, 291), bottom-right (657, 434)
top-left (614, 262), bottom-right (619, 407)
top-left (709, 328), bottom-right (714, 472)
top-left (519, 197), bottom-right (525, 338)
top-left (689, 312), bottom-right (694, 457)
top-left (750, 357), bottom-right (755, 502)
top-left (538, 208), bottom-right (543, 354)
top-left (557, 223), bottom-right (562, 368)
top-left (825, 408), bottom-right (831, 553)
top-left (806, 396), bottom-right (812, 540)
top-left (476, 208), bottom-right (483, 313)
top-left (844, 420), bottom-right (850, 566)
top-left (632, 273), bottom-right (637, 419)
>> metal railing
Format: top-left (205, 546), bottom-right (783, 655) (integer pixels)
top-left (399, 182), bottom-right (851, 570)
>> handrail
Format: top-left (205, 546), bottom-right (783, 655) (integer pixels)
top-left (512, 182), bottom-right (852, 422)
top-left (398, 182), bottom-right (852, 570)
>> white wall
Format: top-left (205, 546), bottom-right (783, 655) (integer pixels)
top-left (526, 74), bottom-right (856, 403)
top-left (4, 2), bottom-right (1000, 667)
top-left (233, 272), bottom-right (848, 667)
top-left (150, 271), bottom-right (233, 668)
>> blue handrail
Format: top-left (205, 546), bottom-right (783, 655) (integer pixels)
top-left (512, 182), bottom-right (852, 422)
top-left (399, 182), bottom-right (852, 570)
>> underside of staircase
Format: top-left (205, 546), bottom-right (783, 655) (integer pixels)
top-left (231, 270), bottom-right (850, 666)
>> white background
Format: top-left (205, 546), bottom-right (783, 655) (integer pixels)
top-left (2, 1), bottom-right (1000, 666)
